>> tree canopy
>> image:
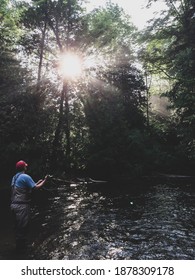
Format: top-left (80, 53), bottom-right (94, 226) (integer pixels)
top-left (0, 0), bottom-right (194, 181)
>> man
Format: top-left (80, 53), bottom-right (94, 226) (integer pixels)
top-left (11, 160), bottom-right (47, 253)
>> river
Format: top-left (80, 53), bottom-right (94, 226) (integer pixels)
top-left (0, 179), bottom-right (195, 260)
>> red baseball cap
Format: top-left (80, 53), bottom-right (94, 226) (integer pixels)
top-left (16, 160), bottom-right (28, 170)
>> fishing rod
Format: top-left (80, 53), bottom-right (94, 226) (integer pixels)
top-left (41, 174), bottom-right (108, 192)
top-left (41, 175), bottom-right (81, 192)
top-left (41, 175), bottom-right (59, 192)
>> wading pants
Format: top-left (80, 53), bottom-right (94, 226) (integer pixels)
top-left (11, 204), bottom-right (30, 252)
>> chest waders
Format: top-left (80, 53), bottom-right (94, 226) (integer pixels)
top-left (11, 174), bottom-right (32, 253)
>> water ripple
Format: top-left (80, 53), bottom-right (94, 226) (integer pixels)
top-left (31, 182), bottom-right (195, 260)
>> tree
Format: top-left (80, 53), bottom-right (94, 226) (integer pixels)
top-left (0, 1), bottom-right (57, 178)
top-left (83, 47), bottom-right (147, 178)
top-left (18, 0), bottom-right (88, 174)
top-left (140, 0), bottom-right (195, 173)
top-left (17, 1), bottom-right (143, 176)
top-left (146, 0), bottom-right (194, 108)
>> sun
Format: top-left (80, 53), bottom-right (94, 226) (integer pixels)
top-left (58, 52), bottom-right (82, 79)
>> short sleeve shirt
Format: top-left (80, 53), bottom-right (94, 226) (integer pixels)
top-left (12, 172), bottom-right (36, 189)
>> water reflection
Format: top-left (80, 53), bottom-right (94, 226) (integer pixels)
top-left (31, 182), bottom-right (195, 260)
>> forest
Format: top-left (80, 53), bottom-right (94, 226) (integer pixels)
top-left (0, 0), bottom-right (194, 182)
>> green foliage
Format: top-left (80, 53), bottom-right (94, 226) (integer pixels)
top-left (83, 55), bottom-right (148, 178)
top-left (0, 0), bottom-right (24, 51)
top-left (1, 0), bottom-right (194, 182)
top-left (0, 54), bottom-right (55, 178)
top-left (88, 3), bottom-right (136, 49)
top-left (139, 0), bottom-right (195, 172)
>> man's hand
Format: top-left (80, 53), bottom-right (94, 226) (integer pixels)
top-left (45, 174), bottom-right (53, 180)
top-left (35, 176), bottom-right (48, 189)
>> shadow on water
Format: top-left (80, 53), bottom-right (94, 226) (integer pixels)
top-left (1, 179), bottom-right (195, 260)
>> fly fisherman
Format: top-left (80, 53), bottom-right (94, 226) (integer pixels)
top-left (10, 160), bottom-right (48, 254)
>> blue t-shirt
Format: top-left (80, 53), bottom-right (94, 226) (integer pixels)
top-left (12, 172), bottom-right (36, 189)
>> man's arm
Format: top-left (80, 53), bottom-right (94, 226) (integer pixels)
top-left (35, 176), bottom-right (48, 189)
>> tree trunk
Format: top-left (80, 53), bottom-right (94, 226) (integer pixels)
top-left (51, 81), bottom-right (71, 175)
top-left (145, 71), bottom-right (151, 128)
top-left (50, 83), bottom-right (65, 171)
top-left (37, 22), bottom-right (47, 87)
top-left (64, 80), bottom-right (71, 174)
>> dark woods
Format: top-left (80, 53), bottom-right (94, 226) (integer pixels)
top-left (0, 0), bottom-right (194, 182)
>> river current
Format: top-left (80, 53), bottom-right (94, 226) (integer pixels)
top-left (28, 179), bottom-right (195, 260)
top-left (0, 179), bottom-right (195, 260)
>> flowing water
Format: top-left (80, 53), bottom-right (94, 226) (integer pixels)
top-left (1, 179), bottom-right (195, 259)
